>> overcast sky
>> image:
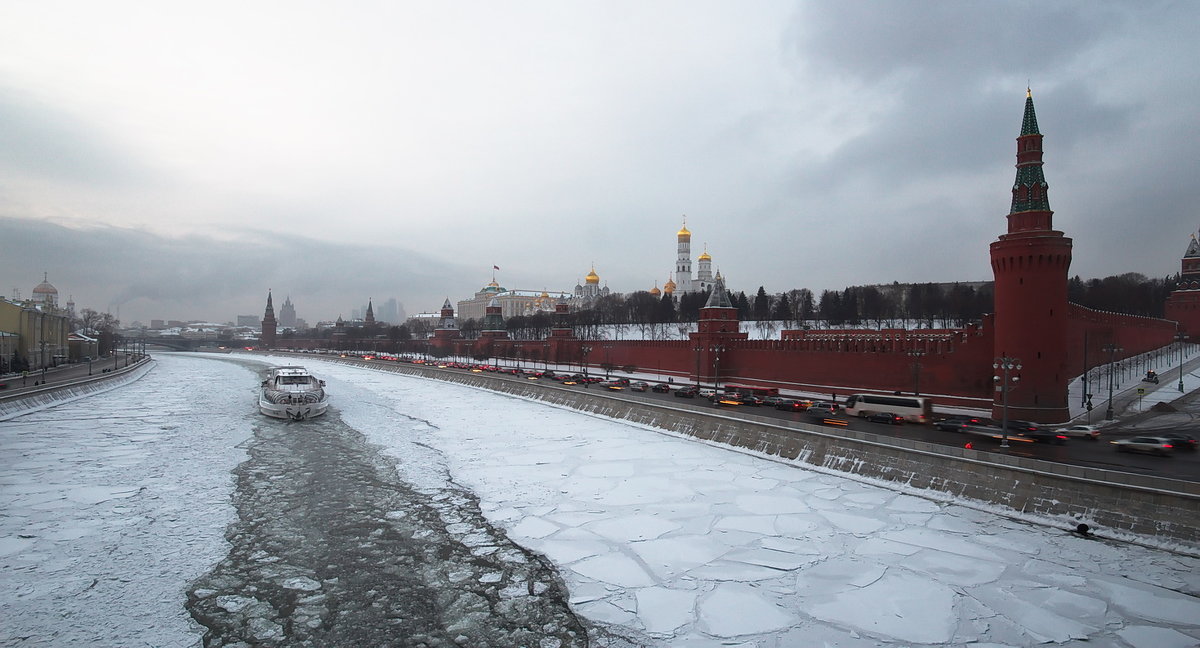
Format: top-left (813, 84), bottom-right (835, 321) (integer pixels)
top-left (2, 1), bottom-right (1197, 326)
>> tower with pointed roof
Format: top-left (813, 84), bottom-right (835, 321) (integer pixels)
top-left (989, 90), bottom-right (1073, 421)
top-left (675, 217), bottom-right (694, 294)
top-left (480, 297), bottom-right (508, 339)
top-left (261, 290), bottom-right (278, 348)
top-left (364, 299), bottom-right (377, 328)
top-left (1164, 232), bottom-right (1200, 339)
top-left (689, 277), bottom-right (748, 384)
top-left (431, 297), bottom-right (462, 349)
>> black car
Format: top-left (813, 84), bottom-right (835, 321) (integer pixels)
top-left (1007, 420), bottom-right (1067, 445)
top-left (867, 412), bottom-right (904, 425)
top-left (934, 417), bottom-right (970, 431)
top-left (1160, 432), bottom-right (1198, 451)
top-left (673, 386), bottom-right (699, 398)
top-left (776, 399), bottom-right (812, 412)
top-left (651, 383), bottom-right (672, 393)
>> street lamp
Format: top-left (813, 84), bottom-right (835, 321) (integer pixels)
top-left (580, 345), bottom-right (592, 384)
top-left (1103, 343), bottom-right (1123, 420)
top-left (709, 344), bottom-right (725, 400)
top-left (993, 356), bottom-right (1021, 448)
top-left (1176, 331), bottom-right (1187, 393)
top-left (908, 348), bottom-right (926, 396)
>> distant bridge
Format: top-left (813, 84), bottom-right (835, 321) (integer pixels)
top-left (143, 337), bottom-right (245, 352)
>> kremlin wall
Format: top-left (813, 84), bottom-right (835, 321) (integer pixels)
top-left (263, 94), bottom-right (1186, 424)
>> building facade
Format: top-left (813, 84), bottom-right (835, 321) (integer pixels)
top-left (0, 275), bottom-right (72, 371)
top-left (459, 278), bottom-right (570, 322)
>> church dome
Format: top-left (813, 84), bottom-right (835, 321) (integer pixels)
top-left (663, 275), bottom-right (677, 295)
top-left (481, 280), bottom-right (506, 294)
top-left (698, 250), bottom-right (711, 261)
top-left (585, 267), bottom-right (600, 285)
top-left (32, 274), bottom-right (58, 296)
top-left (677, 224), bottom-right (691, 240)
top-left (649, 283), bottom-right (661, 296)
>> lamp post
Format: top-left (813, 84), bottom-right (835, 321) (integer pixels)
top-left (1176, 332), bottom-right (1187, 393)
top-left (580, 345), bottom-right (592, 384)
top-left (1103, 343), bottom-right (1123, 421)
top-left (908, 348), bottom-right (926, 396)
top-left (993, 356), bottom-right (1021, 448)
top-left (709, 344), bottom-right (725, 401)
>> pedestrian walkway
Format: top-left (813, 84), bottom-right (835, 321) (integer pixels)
top-left (0, 355), bottom-right (149, 396)
top-left (1066, 343), bottom-right (1200, 425)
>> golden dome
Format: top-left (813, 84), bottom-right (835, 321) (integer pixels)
top-left (677, 225), bottom-right (691, 239)
top-left (663, 274), bottom-right (676, 294)
top-left (698, 249), bottom-right (711, 261)
top-left (649, 283), bottom-right (661, 296)
top-left (585, 266), bottom-right (600, 284)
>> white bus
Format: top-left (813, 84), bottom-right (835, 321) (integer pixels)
top-left (843, 393), bottom-right (932, 423)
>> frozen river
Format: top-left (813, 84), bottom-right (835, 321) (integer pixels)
top-left (3, 352), bottom-right (1200, 647)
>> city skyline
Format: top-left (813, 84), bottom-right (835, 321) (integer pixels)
top-left (1, 2), bottom-right (1197, 324)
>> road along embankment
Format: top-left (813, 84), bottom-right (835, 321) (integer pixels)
top-left (0, 359), bottom-right (156, 421)
top-left (311, 356), bottom-right (1200, 552)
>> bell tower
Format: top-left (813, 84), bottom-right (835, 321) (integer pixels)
top-left (989, 90), bottom-right (1073, 422)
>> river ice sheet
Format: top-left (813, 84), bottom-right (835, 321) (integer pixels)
top-left (2, 352), bottom-right (1200, 647)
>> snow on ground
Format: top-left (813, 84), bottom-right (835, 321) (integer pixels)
top-left (2, 351), bottom-right (1199, 647)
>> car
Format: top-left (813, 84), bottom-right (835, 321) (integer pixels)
top-left (1159, 432), bottom-right (1198, 451)
top-left (629, 381), bottom-right (649, 392)
top-left (651, 383), bottom-right (671, 393)
top-left (1055, 424), bottom-right (1101, 440)
top-left (1143, 370), bottom-right (1160, 384)
top-left (736, 394), bottom-right (764, 406)
top-left (762, 395), bottom-right (788, 408)
top-left (867, 412), bottom-right (904, 425)
top-left (1111, 436), bottom-right (1175, 456)
top-left (673, 386), bottom-right (699, 398)
top-left (699, 388), bottom-right (718, 400)
top-left (808, 402), bottom-right (839, 418)
top-left (1003, 420), bottom-right (1067, 444)
top-left (600, 381), bottom-right (624, 390)
top-left (774, 399), bottom-right (806, 412)
top-left (934, 417), bottom-right (971, 431)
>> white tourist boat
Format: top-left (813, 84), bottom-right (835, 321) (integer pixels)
top-left (259, 366), bottom-right (329, 420)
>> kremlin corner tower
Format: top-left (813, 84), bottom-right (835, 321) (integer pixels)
top-left (989, 91), bottom-right (1073, 421)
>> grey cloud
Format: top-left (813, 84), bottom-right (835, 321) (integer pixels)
top-left (0, 86), bottom-right (155, 186)
top-left (0, 217), bottom-right (471, 324)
